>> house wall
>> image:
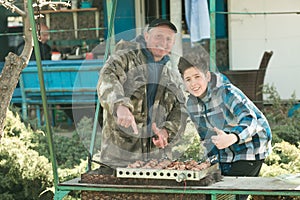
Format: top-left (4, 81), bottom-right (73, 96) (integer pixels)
top-left (228, 0), bottom-right (300, 100)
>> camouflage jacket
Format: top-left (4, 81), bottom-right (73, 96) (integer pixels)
top-left (97, 36), bottom-right (188, 168)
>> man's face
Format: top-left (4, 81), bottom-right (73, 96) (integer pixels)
top-left (144, 25), bottom-right (176, 61)
top-left (40, 26), bottom-right (49, 44)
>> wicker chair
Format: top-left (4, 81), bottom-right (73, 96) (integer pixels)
top-left (222, 51), bottom-right (273, 109)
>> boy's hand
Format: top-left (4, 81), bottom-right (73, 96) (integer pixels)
top-left (211, 127), bottom-right (238, 149)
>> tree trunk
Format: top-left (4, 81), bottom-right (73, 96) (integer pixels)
top-left (0, 0), bottom-right (33, 139)
top-left (0, 53), bottom-right (27, 138)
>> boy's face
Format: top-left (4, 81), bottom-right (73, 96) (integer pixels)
top-left (144, 25), bottom-right (176, 61)
top-left (183, 67), bottom-right (211, 98)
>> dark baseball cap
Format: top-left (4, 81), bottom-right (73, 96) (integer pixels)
top-left (147, 18), bottom-right (177, 33)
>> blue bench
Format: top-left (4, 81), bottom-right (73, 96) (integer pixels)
top-left (1, 59), bottom-right (103, 125)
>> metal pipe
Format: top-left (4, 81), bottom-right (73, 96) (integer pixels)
top-left (27, 0), bottom-right (59, 187)
top-left (89, 0), bottom-right (117, 167)
top-left (216, 11), bottom-right (300, 15)
top-left (209, 0), bottom-right (217, 72)
top-left (0, 27), bottom-right (106, 37)
top-left (56, 183), bottom-right (300, 196)
top-left (161, 0), bottom-right (166, 19)
top-left (19, 75), bottom-right (27, 119)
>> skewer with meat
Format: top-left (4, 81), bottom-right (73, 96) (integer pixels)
top-left (127, 160), bottom-right (145, 168)
top-left (167, 161), bottom-right (186, 170)
top-left (195, 160), bottom-right (211, 170)
top-left (184, 160), bottom-right (199, 170)
top-left (153, 159), bottom-right (172, 169)
top-left (141, 159), bottom-right (159, 169)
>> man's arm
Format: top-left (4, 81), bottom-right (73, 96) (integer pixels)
top-left (97, 53), bottom-right (133, 115)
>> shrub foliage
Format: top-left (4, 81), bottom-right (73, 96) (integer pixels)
top-left (0, 111), bottom-right (53, 200)
top-left (1, 110), bottom-right (88, 199)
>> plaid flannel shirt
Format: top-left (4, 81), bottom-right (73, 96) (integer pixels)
top-left (187, 72), bottom-right (272, 163)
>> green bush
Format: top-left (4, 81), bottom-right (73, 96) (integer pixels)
top-left (261, 141), bottom-right (300, 177)
top-left (1, 109), bottom-right (89, 199)
top-left (0, 111), bottom-right (53, 200)
top-left (172, 120), bottom-right (206, 161)
top-left (263, 85), bottom-right (300, 146)
top-left (29, 131), bottom-right (89, 169)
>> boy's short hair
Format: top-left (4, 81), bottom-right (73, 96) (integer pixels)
top-left (178, 45), bottom-right (210, 76)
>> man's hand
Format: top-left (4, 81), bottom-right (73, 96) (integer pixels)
top-left (152, 123), bottom-right (169, 148)
top-left (116, 105), bottom-right (138, 134)
top-left (211, 127), bottom-right (238, 149)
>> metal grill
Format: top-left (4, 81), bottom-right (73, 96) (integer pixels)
top-left (116, 163), bottom-right (219, 182)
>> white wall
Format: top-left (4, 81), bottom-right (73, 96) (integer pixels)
top-left (228, 0), bottom-right (300, 100)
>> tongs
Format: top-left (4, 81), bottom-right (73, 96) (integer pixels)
top-left (88, 154), bottom-right (115, 175)
top-left (160, 147), bottom-right (171, 161)
top-left (151, 132), bottom-right (170, 161)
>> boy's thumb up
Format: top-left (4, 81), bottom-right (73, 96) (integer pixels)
top-left (213, 127), bottom-right (223, 135)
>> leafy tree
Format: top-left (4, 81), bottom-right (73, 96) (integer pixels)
top-left (263, 85), bottom-right (300, 147)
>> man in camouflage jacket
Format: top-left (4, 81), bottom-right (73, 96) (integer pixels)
top-left (97, 19), bottom-right (188, 168)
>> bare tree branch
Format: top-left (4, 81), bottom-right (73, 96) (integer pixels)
top-left (33, 0), bottom-right (70, 11)
top-left (0, 0), bottom-right (26, 16)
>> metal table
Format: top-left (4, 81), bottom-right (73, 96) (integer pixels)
top-left (56, 176), bottom-right (300, 200)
